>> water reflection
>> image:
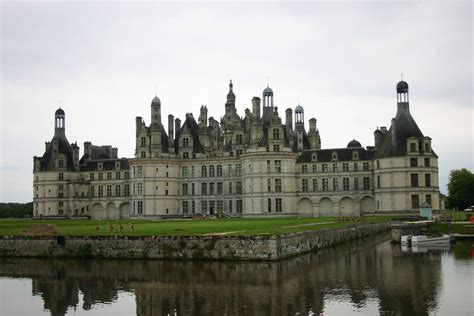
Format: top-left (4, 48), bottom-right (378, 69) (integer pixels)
top-left (0, 234), bottom-right (471, 316)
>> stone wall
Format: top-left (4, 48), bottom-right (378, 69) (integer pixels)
top-left (0, 222), bottom-right (391, 261)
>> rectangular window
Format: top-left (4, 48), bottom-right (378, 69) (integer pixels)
top-left (353, 163), bottom-right (358, 172)
top-left (124, 184), bottom-right (130, 196)
top-left (191, 166), bottom-right (195, 177)
top-left (98, 185), bottom-right (103, 197)
top-left (137, 201), bottom-right (143, 214)
top-left (312, 164), bottom-right (317, 173)
top-left (90, 186), bottom-right (95, 197)
top-left (275, 198), bottom-right (282, 212)
top-left (343, 177), bottom-right (349, 191)
top-left (141, 137), bottom-right (146, 147)
top-left (267, 198), bottom-right (272, 212)
top-left (217, 165), bottom-right (222, 177)
top-left (267, 160), bottom-right (271, 173)
top-left (312, 179), bottom-right (317, 192)
top-left (302, 165), bottom-right (308, 173)
top-left (107, 172), bottom-right (112, 180)
top-left (115, 185), bottom-right (121, 197)
top-left (343, 163), bottom-right (349, 172)
top-left (228, 182), bottom-right (233, 194)
top-left (363, 162), bottom-right (369, 171)
top-left (236, 181), bottom-right (242, 194)
top-left (332, 163), bottom-right (338, 172)
top-left (273, 128), bottom-right (280, 140)
top-left (201, 183), bottom-right (207, 195)
top-left (424, 158), bottom-right (430, 167)
top-left (228, 164), bottom-right (232, 176)
top-left (124, 171), bottom-right (130, 179)
top-left (137, 183), bottom-right (143, 195)
top-left (410, 158), bottom-right (418, 167)
top-left (267, 179), bottom-right (272, 192)
top-left (209, 183), bottom-right (215, 195)
top-left (116, 172), bottom-right (121, 180)
top-left (322, 178), bottom-right (329, 191)
top-left (201, 201), bottom-right (207, 214)
top-left (333, 178), bottom-right (338, 191)
top-left (273, 145), bottom-right (280, 152)
top-left (209, 165), bottom-right (215, 177)
top-left (192, 201), bottom-right (195, 213)
top-left (182, 183), bottom-right (188, 196)
top-left (58, 159), bottom-right (64, 168)
top-left (425, 143), bottom-right (430, 152)
top-left (98, 172), bottom-right (103, 181)
top-left (322, 164), bottom-right (328, 173)
top-left (411, 173), bottom-right (419, 187)
top-left (137, 166), bottom-right (143, 178)
top-left (217, 182), bottom-right (223, 195)
top-left (411, 195), bottom-right (419, 209)
top-left (236, 134), bottom-right (243, 145)
top-left (363, 177), bottom-right (370, 190)
top-left (236, 164), bottom-right (242, 176)
top-left (410, 143), bottom-right (416, 152)
top-left (192, 183), bottom-right (195, 195)
top-left (182, 201), bottom-right (189, 214)
top-left (302, 179), bottom-right (308, 192)
top-left (275, 179), bottom-right (282, 192)
top-left (228, 200), bottom-right (233, 213)
top-left (236, 200), bottom-right (243, 213)
top-left (182, 138), bottom-right (189, 147)
top-left (426, 194), bottom-right (432, 206)
top-left (181, 166), bottom-right (188, 178)
top-left (425, 174), bottom-right (431, 187)
top-left (377, 175), bottom-right (380, 188)
top-left (90, 173), bottom-right (95, 181)
top-left (59, 173), bottom-right (64, 181)
top-left (217, 200), bottom-right (223, 212)
top-left (275, 160), bottom-right (281, 173)
top-left (354, 177), bottom-right (359, 190)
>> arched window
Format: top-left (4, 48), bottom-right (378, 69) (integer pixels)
top-left (201, 165), bottom-right (207, 177)
top-left (217, 165), bottom-right (222, 177)
top-left (209, 165), bottom-right (215, 177)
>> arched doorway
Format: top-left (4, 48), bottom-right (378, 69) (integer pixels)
top-left (119, 202), bottom-right (130, 219)
top-left (92, 203), bottom-right (104, 219)
top-left (297, 198), bottom-right (313, 215)
top-left (360, 196), bottom-right (375, 213)
top-left (318, 197), bottom-right (333, 216)
top-left (106, 202), bottom-right (116, 219)
top-left (340, 197), bottom-right (354, 215)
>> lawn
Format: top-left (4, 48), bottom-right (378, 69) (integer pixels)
top-left (0, 216), bottom-right (392, 237)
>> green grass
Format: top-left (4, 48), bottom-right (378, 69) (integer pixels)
top-left (437, 210), bottom-right (473, 221)
top-left (0, 216), bottom-right (392, 237)
top-left (427, 223), bottom-right (466, 234)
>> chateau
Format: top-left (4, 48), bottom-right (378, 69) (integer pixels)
top-left (33, 80), bottom-right (440, 219)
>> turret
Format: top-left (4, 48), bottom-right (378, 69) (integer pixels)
top-left (199, 105), bottom-right (208, 127)
top-left (151, 95), bottom-right (161, 126)
top-left (295, 105), bottom-right (304, 130)
top-left (54, 108), bottom-right (65, 136)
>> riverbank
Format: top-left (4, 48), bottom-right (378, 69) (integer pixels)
top-left (0, 221), bottom-right (391, 260)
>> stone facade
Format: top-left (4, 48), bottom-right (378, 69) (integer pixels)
top-left (33, 80), bottom-right (439, 219)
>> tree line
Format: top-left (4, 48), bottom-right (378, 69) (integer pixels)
top-left (0, 202), bottom-right (33, 218)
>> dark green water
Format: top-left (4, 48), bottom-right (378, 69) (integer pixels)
top-left (0, 234), bottom-right (473, 315)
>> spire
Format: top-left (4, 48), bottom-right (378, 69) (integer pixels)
top-left (229, 79), bottom-right (233, 92)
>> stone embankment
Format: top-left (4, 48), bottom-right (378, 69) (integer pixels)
top-left (0, 222), bottom-right (391, 261)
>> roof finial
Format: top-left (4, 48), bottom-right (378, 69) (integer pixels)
top-left (400, 73), bottom-right (404, 81)
top-left (298, 96), bottom-right (300, 106)
top-left (267, 76), bottom-right (269, 88)
top-left (229, 79), bottom-right (233, 91)
top-left (155, 84), bottom-right (157, 97)
top-left (59, 99), bottom-right (62, 109)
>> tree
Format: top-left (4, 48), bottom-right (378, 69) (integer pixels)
top-left (447, 169), bottom-right (474, 210)
top-left (0, 202), bottom-right (33, 218)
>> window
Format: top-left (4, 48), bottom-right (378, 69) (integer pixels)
top-left (424, 143), bottom-right (430, 152)
top-left (90, 186), bottom-right (95, 197)
top-left (183, 152), bottom-right (189, 159)
top-left (343, 177), bottom-right (349, 191)
top-left (236, 164), bottom-right (242, 176)
top-left (124, 184), bottom-right (130, 196)
top-left (322, 164), bottom-right (328, 173)
top-left (410, 143), bottom-right (416, 152)
top-left (302, 179), bottom-right (308, 192)
top-left (410, 158), bottom-right (418, 167)
top-left (137, 201), bottom-right (143, 214)
top-left (267, 160), bottom-right (271, 173)
top-left (302, 165), bottom-right (308, 173)
top-left (181, 166), bottom-right (188, 178)
top-left (236, 134), bottom-right (243, 145)
top-left (98, 185), bottom-right (103, 197)
top-left (343, 163), bottom-right (348, 172)
top-left (192, 183), bottom-right (195, 195)
top-left (267, 179), bottom-right (272, 192)
top-left (209, 165), bottom-right (215, 177)
top-left (133, 183), bottom-right (136, 195)
top-left (377, 175), bottom-right (380, 188)
top-left (192, 201), bottom-right (195, 214)
top-left (115, 185), bottom-right (121, 197)
top-left (333, 178), bottom-right (338, 191)
top-left (228, 164), bottom-right (233, 176)
top-left (312, 164), bottom-right (317, 173)
top-left (312, 179), bottom-right (317, 192)
top-left (191, 166), bottom-right (195, 177)
top-left (58, 159), bottom-right (64, 168)
top-left (217, 200), bottom-right (223, 212)
top-left (58, 184), bottom-right (64, 190)
top-left (411, 195), bottom-right (419, 209)
top-left (276, 198), bottom-right (282, 212)
top-left (411, 173), bottom-right (419, 187)
top-left (236, 200), bottom-right (243, 213)
top-left (137, 183), bottom-right (143, 195)
top-left (376, 160), bottom-right (380, 169)
top-left (332, 164), bottom-right (338, 172)
top-left (182, 138), bottom-right (189, 147)
top-left (236, 149), bottom-right (243, 156)
top-left (353, 163), bottom-right (358, 172)
top-left (137, 166), bottom-right (143, 178)
top-left (201, 201), bottom-right (207, 214)
top-left (59, 173), bottom-right (64, 181)
top-left (217, 182), bottom-right (223, 195)
top-left (275, 160), bottom-right (281, 173)
top-left (217, 165), bottom-right (222, 177)
top-left (363, 177), bottom-right (370, 190)
top-left (273, 145), bottom-right (280, 152)
top-left (354, 177), bottom-right (359, 190)
top-left (426, 194), bottom-right (432, 206)
top-left (98, 172), bottom-right (103, 181)
top-left (125, 171), bottom-right (130, 179)
top-left (209, 183), bottom-right (215, 195)
top-left (141, 151), bottom-right (146, 158)
top-left (273, 128), bottom-right (280, 140)
top-left (332, 152), bottom-right (338, 160)
top-left (275, 179), bottom-right (282, 192)
top-left (58, 192), bottom-right (63, 198)
top-left (236, 181), bottom-right (242, 194)
top-left (90, 173), bottom-right (94, 181)
top-left (363, 162), bottom-right (369, 171)
top-left (228, 182), bottom-right (233, 194)
top-left (98, 163), bottom-right (103, 171)
top-left (201, 183), bottom-right (207, 195)
top-left (424, 158), bottom-right (430, 167)
top-left (116, 172), bottom-right (121, 180)
top-left (165, 189), bottom-right (168, 196)
top-left (201, 166), bottom-right (207, 177)
top-left (267, 198), bottom-right (272, 212)
top-left (229, 200), bottom-right (233, 213)
top-left (182, 201), bottom-right (189, 214)
top-left (141, 137), bottom-right (146, 147)
top-left (322, 178), bottom-right (329, 191)
top-left (107, 172), bottom-right (112, 180)
top-left (182, 183), bottom-right (188, 196)
top-left (425, 174), bottom-right (431, 187)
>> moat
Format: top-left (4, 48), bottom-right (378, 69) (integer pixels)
top-left (1, 233), bottom-right (472, 316)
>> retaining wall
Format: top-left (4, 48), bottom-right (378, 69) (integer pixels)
top-left (0, 222), bottom-right (391, 261)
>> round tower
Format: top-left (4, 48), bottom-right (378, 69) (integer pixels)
top-left (295, 104), bottom-right (304, 130)
top-left (151, 95), bottom-right (161, 125)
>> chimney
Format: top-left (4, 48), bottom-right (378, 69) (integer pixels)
top-left (175, 118), bottom-right (181, 139)
top-left (285, 108), bottom-right (293, 131)
top-left (309, 118), bottom-right (316, 132)
top-left (168, 114), bottom-right (174, 147)
top-left (252, 97), bottom-right (261, 118)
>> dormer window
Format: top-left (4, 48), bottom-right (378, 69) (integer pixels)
top-left (115, 162), bottom-right (121, 169)
top-left (331, 152), bottom-right (338, 161)
top-left (141, 151), bottom-right (146, 158)
top-left (236, 134), bottom-right (243, 145)
top-left (352, 151), bottom-right (359, 160)
top-left (141, 137), bottom-right (146, 147)
top-left (182, 138), bottom-right (189, 148)
top-left (424, 143), bottom-right (430, 153)
top-left (312, 154), bottom-right (317, 161)
top-left (272, 129), bottom-right (280, 140)
top-left (58, 159), bottom-right (64, 169)
top-left (98, 162), bottom-right (103, 170)
top-left (410, 142), bottom-right (417, 152)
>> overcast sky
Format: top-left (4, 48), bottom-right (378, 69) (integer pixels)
top-left (1, 1), bottom-right (472, 202)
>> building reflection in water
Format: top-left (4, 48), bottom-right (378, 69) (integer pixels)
top-left (0, 234), bottom-right (445, 316)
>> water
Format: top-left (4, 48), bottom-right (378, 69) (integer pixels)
top-left (0, 233), bottom-right (473, 316)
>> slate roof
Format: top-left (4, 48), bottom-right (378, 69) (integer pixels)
top-left (297, 147), bottom-right (374, 163)
top-left (175, 115), bottom-right (204, 154)
top-left (39, 131), bottom-right (76, 172)
top-left (79, 158), bottom-right (130, 172)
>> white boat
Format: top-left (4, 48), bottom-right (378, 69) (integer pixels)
top-left (401, 235), bottom-right (412, 245)
top-left (411, 234), bottom-right (450, 245)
